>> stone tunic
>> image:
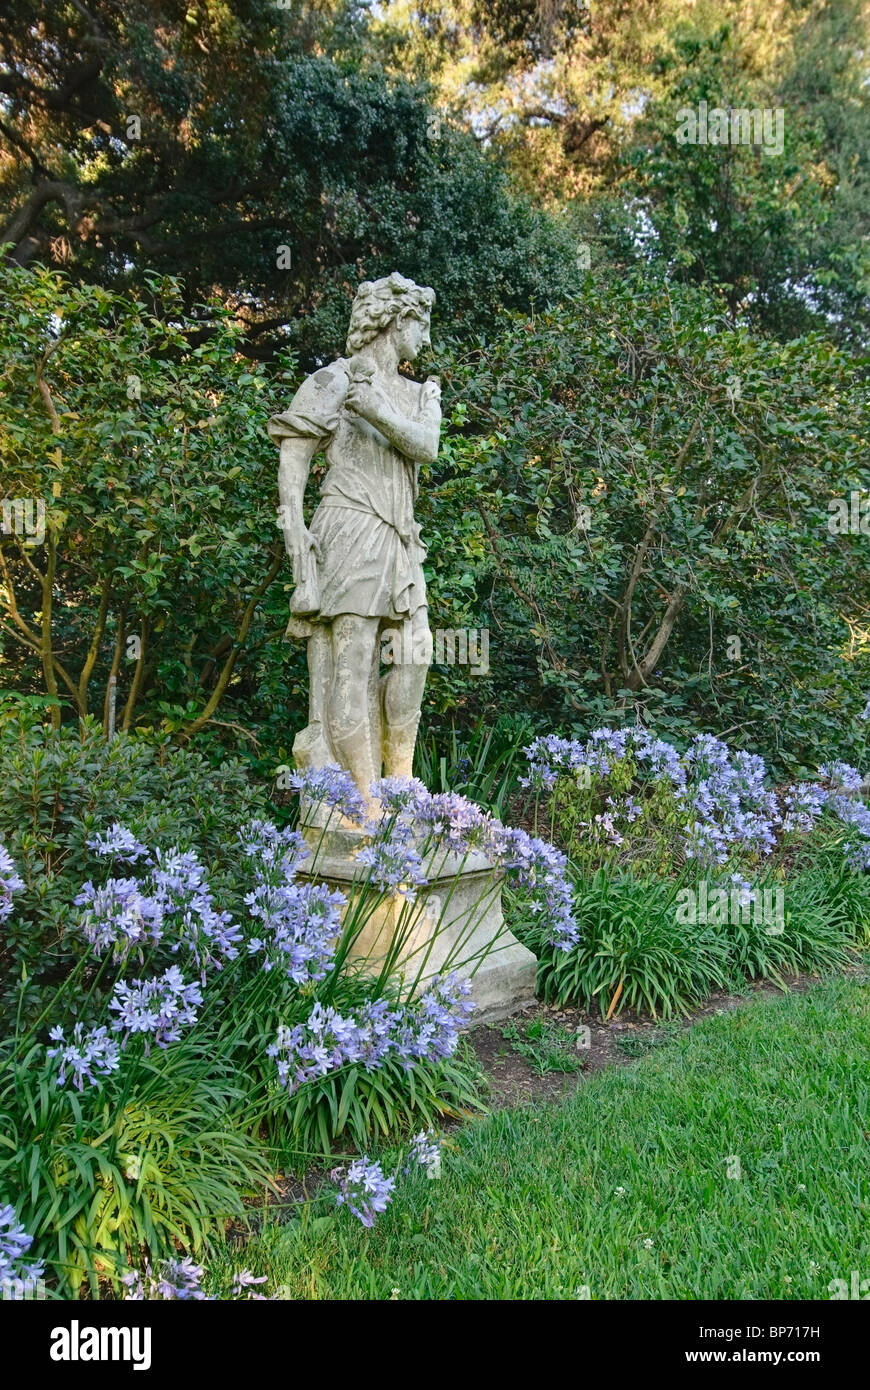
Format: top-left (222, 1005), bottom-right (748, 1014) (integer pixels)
top-left (269, 359), bottom-right (440, 624)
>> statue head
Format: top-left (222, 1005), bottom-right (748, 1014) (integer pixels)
top-left (346, 272), bottom-right (434, 360)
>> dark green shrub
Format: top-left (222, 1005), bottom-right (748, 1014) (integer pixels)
top-left (0, 713), bottom-right (268, 1020)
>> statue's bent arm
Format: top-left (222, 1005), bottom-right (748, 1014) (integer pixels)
top-left (369, 404), bottom-right (439, 465)
top-left (277, 435), bottom-right (319, 553)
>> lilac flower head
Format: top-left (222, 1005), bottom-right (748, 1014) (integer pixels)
top-left (87, 823), bottom-right (149, 864)
top-left (0, 842), bottom-right (25, 924)
top-left (289, 764), bottom-right (367, 823)
top-left (46, 1022), bottom-right (121, 1090)
top-left (331, 1157), bottom-right (395, 1228)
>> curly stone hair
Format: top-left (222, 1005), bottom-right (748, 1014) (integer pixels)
top-left (346, 272), bottom-right (435, 354)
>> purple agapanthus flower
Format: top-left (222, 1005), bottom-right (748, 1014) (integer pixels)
top-left (46, 1022), bottom-right (121, 1090)
top-left (268, 974), bottom-right (475, 1095)
top-left (0, 1204), bottom-right (44, 1292)
top-left (122, 1256), bottom-right (210, 1301)
top-left (109, 965), bottom-right (202, 1051)
top-left (288, 764), bottom-right (367, 823)
top-left (87, 823), bottom-right (149, 864)
top-left (0, 842), bottom-right (25, 923)
top-left (331, 1157), bottom-right (395, 1228)
top-left (73, 876), bottom-right (164, 960)
top-left (238, 820), bottom-right (310, 877)
top-left (356, 837), bottom-right (428, 899)
top-left (245, 879), bottom-right (342, 983)
top-left (0, 834), bottom-right (25, 922)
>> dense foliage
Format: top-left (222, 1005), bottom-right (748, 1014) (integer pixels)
top-left (3, 264), bottom-right (867, 775)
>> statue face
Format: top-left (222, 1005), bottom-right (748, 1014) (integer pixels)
top-left (394, 310), bottom-right (430, 362)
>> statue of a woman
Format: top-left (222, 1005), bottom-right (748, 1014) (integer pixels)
top-left (269, 273), bottom-right (440, 810)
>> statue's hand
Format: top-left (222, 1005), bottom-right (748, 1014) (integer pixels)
top-left (286, 522), bottom-right (320, 577)
top-left (345, 375), bottom-right (394, 430)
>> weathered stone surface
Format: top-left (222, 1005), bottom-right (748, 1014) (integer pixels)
top-left (298, 822), bottom-right (538, 1026)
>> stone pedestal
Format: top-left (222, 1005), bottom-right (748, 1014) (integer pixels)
top-left (299, 817), bottom-right (538, 1026)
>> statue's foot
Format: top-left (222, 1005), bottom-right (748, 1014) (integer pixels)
top-left (292, 721), bottom-right (335, 770)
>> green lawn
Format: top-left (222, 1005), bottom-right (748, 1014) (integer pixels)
top-left (216, 976), bottom-right (870, 1300)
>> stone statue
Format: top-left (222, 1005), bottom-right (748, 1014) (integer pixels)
top-left (270, 273), bottom-right (440, 810)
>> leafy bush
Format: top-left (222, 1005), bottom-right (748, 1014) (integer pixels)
top-left (0, 712), bottom-right (267, 1022)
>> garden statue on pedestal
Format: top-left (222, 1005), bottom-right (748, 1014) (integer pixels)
top-left (270, 272), bottom-right (439, 814)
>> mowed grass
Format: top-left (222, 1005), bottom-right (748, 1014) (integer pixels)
top-left (216, 976), bottom-right (870, 1299)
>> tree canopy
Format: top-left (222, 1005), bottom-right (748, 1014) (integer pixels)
top-left (1, 0), bottom-right (868, 775)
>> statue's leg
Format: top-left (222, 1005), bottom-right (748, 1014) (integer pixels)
top-left (327, 613), bottom-right (381, 801)
top-left (291, 624), bottom-right (334, 770)
top-left (381, 607), bottom-right (432, 779)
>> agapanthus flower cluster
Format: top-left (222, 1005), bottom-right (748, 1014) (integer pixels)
top-left (366, 779), bottom-right (579, 948)
top-left (0, 841), bottom-right (25, 923)
top-left (520, 734), bottom-right (593, 791)
top-left (122, 1257), bottom-right (210, 1301)
top-left (46, 1022), bottom-right (121, 1090)
top-left (73, 877), bottom-right (163, 961)
top-left (825, 790), bottom-right (870, 871)
top-left (405, 1129), bottom-right (441, 1174)
top-left (487, 825), bottom-right (579, 951)
top-left (239, 820), bottom-right (340, 982)
top-left (80, 828), bottom-right (242, 975)
top-left (109, 965), bottom-right (202, 1051)
top-left (289, 763), bottom-right (367, 823)
top-left (818, 760), bottom-right (864, 793)
top-left (268, 974), bottom-right (474, 1095)
top-left (356, 835), bottom-right (428, 899)
top-left (0, 1204), bottom-right (44, 1293)
top-left (88, 823), bottom-right (149, 863)
top-left (780, 781), bottom-right (827, 835)
top-left (148, 847), bottom-right (243, 977)
top-left (246, 880), bottom-right (342, 983)
top-left (331, 1157), bottom-right (395, 1228)
top-left (520, 726), bottom-right (870, 871)
top-left (370, 779), bottom-right (491, 853)
top-left (371, 776), bottom-right (429, 812)
top-left (238, 820), bottom-right (309, 878)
